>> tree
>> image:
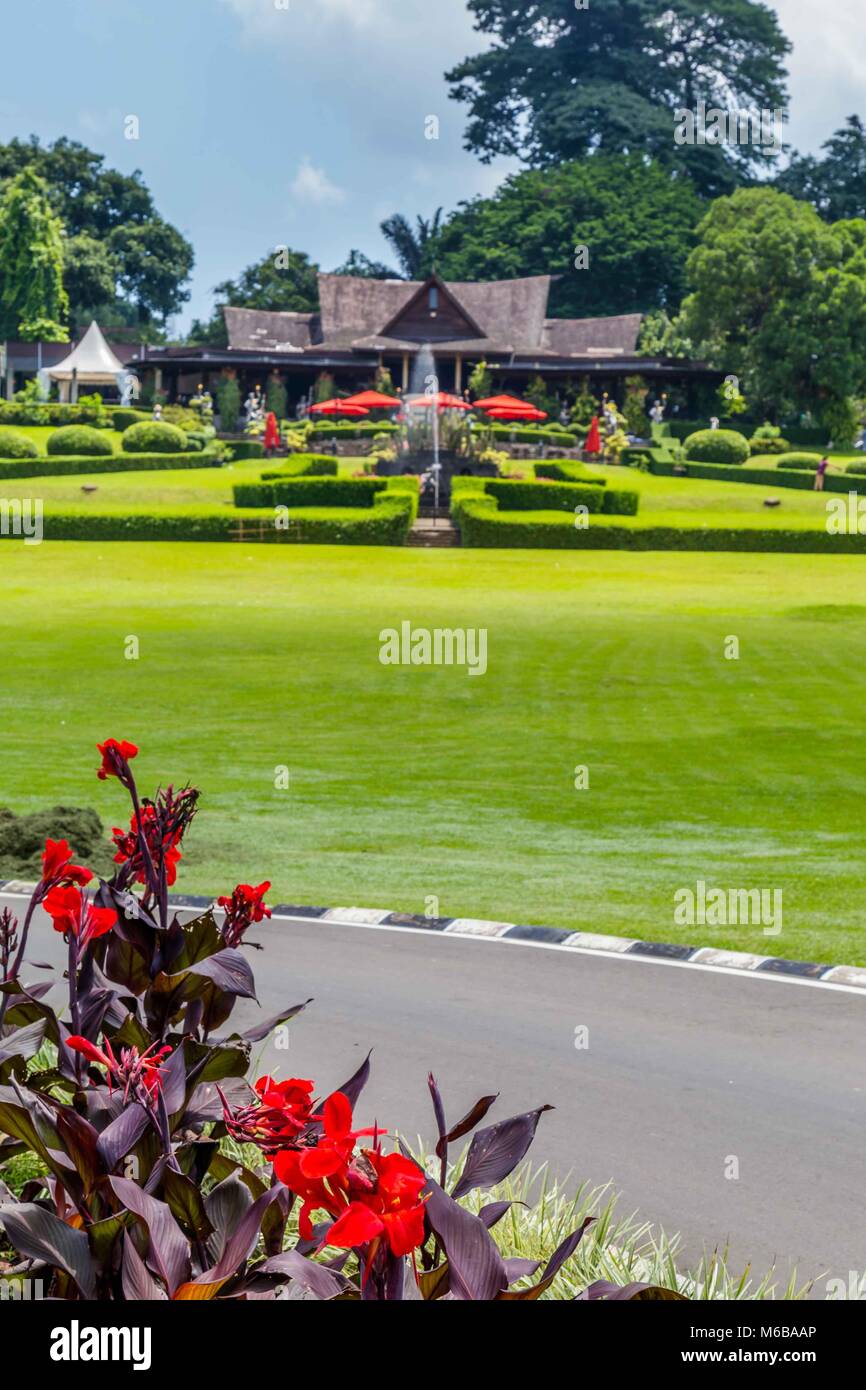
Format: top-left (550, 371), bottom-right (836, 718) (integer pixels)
top-left (679, 187), bottom-right (866, 427)
top-left (380, 210), bottom-right (444, 279)
top-left (433, 156), bottom-right (704, 317)
top-left (62, 234), bottom-right (117, 331)
top-left (189, 247), bottom-right (319, 346)
top-left (776, 116), bottom-right (866, 223)
top-left (0, 136), bottom-right (193, 330)
top-left (446, 0), bottom-right (791, 196)
top-left (332, 248), bottom-right (400, 279)
top-left (0, 168), bottom-right (69, 341)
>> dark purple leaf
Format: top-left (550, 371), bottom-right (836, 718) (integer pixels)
top-left (325, 1050), bottom-right (372, 1112)
top-left (259, 1249), bottom-right (352, 1299)
top-left (205, 1172), bottom-right (253, 1265)
top-left (577, 1279), bottom-right (687, 1301)
top-left (110, 1175), bottom-right (190, 1297)
top-left (96, 1102), bottom-right (152, 1171)
top-left (0, 1201), bottom-right (96, 1298)
top-left (121, 1231), bottom-right (168, 1301)
top-left (478, 1200), bottom-right (516, 1230)
top-left (451, 1105), bottom-right (554, 1199)
top-left (541, 1218), bottom-right (595, 1282)
top-left (156, 1039), bottom-right (188, 1116)
top-left (203, 1187), bottom-right (280, 1282)
top-left (435, 1093), bottom-right (499, 1159)
top-left (427, 1072), bottom-right (446, 1144)
top-left (423, 1179), bottom-right (508, 1301)
top-left (185, 949), bottom-right (256, 1000)
top-left (504, 1257), bottom-right (542, 1282)
top-left (237, 999), bottom-right (312, 1044)
top-left (0, 1019), bottom-right (47, 1066)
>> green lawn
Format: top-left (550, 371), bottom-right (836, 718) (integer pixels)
top-left (1, 542), bottom-right (865, 966)
top-left (6, 425), bottom-right (129, 454)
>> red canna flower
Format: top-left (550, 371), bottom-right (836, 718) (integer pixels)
top-left (221, 1076), bottom-right (316, 1154)
top-left (112, 804), bottom-right (183, 886)
top-left (97, 739), bottom-right (139, 781)
top-left (41, 838), bottom-right (92, 887)
top-left (43, 885), bottom-right (117, 946)
top-left (325, 1151), bottom-right (428, 1258)
top-left (66, 1035), bottom-right (171, 1101)
top-left (217, 881), bottom-right (272, 947)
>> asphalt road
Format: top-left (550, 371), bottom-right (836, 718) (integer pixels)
top-left (5, 891), bottom-right (864, 1294)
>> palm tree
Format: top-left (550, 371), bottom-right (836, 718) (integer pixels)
top-left (379, 209), bottom-right (444, 279)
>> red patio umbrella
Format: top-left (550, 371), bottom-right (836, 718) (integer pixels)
top-left (341, 391), bottom-right (401, 410)
top-left (473, 394), bottom-right (536, 411)
top-left (584, 415), bottom-right (602, 454)
top-left (309, 399), bottom-right (370, 417)
top-left (485, 406), bottom-right (548, 422)
top-left (406, 392), bottom-right (472, 410)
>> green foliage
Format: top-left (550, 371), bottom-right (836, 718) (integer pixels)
top-left (331, 248), bottom-right (400, 279)
top-left (46, 425), bottom-right (113, 457)
top-left (0, 803), bottom-right (112, 880)
top-left (313, 372), bottom-right (336, 405)
top-left (122, 421), bottom-right (188, 454)
top-left (821, 396), bottom-right (861, 450)
top-left (234, 476), bottom-right (388, 509)
top-left (445, 0), bottom-right (790, 195)
top-left (776, 116), bottom-right (866, 222)
top-left (776, 452), bottom-right (822, 469)
top-left (684, 429), bottom-right (751, 465)
top-left (433, 157), bottom-right (705, 319)
top-left (379, 209), bottom-right (443, 278)
top-left (0, 168), bottom-right (69, 340)
top-left (225, 440), bottom-right (265, 462)
top-left (680, 188), bottom-right (866, 424)
top-left (189, 247), bottom-right (319, 345)
top-left (623, 376), bottom-right (649, 436)
top-left (0, 428), bottom-right (39, 460)
top-left (637, 309), bottom-right (695, 359)
top-left (111, 408), bottom-right (149, 432)
top-left (62, 233), bottom-right (117, 332)
top-left (265, 376), bottom-right (288, 420)
top-left (749, 436), bottom-right (791, 455)
top-left (261, 454), bottom-right (339, 478)
top-left (467, 360), bottom-right (493, 400)
top-left (216, 377), bottom-right (241, 433)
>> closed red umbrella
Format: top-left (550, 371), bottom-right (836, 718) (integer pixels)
top-left (584, 415), bottom-right (602, 454)
top-left (309, 399), bottom-right (370, 417)
top-left (341, 391), bottom-right (401, 410)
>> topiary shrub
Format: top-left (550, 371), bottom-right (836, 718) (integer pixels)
top-left (0, 428), bottom-right (39, 460)
top-left (111, 408), bottom-right (149, 431)
top-left (0, 804), bottom-right (113, 879)
top-left (46, 425), bottom-right (114, 457)
top-left (749, 436), bottom-right (791, 455)
top-left (776, 452), bottom-right (822, 470)
top-left (684, 428), bottom-right (750, 465)
top-left (122, 420), bottom-right (188, 454)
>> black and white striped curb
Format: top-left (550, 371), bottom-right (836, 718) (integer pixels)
top-left (3, 880), bottom-right (865, 991)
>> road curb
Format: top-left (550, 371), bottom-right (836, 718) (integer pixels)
top-left (4, 879), bottom-right (866, 991)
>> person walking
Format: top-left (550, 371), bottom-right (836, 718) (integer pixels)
top-left (814, 455), bottom-right (830, 491)
top-left (263, 411), bottom-right (281, 459)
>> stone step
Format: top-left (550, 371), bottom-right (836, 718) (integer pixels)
top-left (407, 520), bottom-right (460, 548)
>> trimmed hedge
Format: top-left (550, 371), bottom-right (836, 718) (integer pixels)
top-left (776, 452), bottom-right (822, 470)
top-left (0, 428), bottom-right (39, 460)
top-left (0, 402), bottom-right (107, 427)
top-left (451, 497), bottom-right (866, 552)
top-left (112, 409), bottom-right (150, 431)
top-left (749, 436), bottom-right (791, 455)
top-left (47, 426), bottom-right (114, 457)
top-left (233, 475), bottom-right (388, 509)
top-left (648, 457), bottom-right (862, 494)
top-left (468, 476), bottom-right (639, 517)
top-left (534, 462), bottom-right (605, 485)
top-left (260, 454), bottom-right (339, 479)
top-left (226, 441), bottom-right (265, 461)
top-left (845, 458), bottom-right (866, 475)
top-left (0, 449), bottom-right (223, 481)
top-left (684, 429), bottom-right (751, 465)
top-left (122, 421), bottom-right (188, 454)
top-left (7, 494), bottom-right (414, 546)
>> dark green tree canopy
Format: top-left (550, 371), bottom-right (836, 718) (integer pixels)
top-left (332, 249), bottom-right (400, 279)
top-left (776, 116), bottom-right (866, 223)
top-left (380, 210), bottom-right (444, 279)
top-left (189, 248), bottom-right (320, 346)
top-left (0, 168), bottom-right (69, 341)
top-left (431, 156), bottom-right (704, 318)
top-left (446, 0), bottom-right (791, 195)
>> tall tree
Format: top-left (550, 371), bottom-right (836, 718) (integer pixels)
top-left (189, 248), bottom-right (320, 346)
top-left (432, 156), bottom-right (704, 317)
top-left (446, 0), bottom-right (791, 196)
top-left (332, 249), bottom-right (400, 279)
top-left (380, 210), bottom-right (444, 279)
top-left (0, 136), bottom-right (193, 329)
top-left (679, 186), bottom-right (866, 426)
top-left (0, 168), bottom-right (69, 341)
top-left (776, 116), bottom-right (866, 223)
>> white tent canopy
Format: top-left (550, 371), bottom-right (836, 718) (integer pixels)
top-left (47, 321), bottom-right (135, 402)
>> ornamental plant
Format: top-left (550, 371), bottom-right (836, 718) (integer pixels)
top-left (0, 741), bottom-right (683, 1302)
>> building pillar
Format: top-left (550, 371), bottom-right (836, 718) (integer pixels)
top-left (454, 354), bottom-right (463, 394)
top-left (154, 367), bottom-right (163, 397)
top-left (402, 352), bottom-right (409, 392)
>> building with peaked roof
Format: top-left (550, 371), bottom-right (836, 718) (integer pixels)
top-left (124, 272), bottom-right (717, 410)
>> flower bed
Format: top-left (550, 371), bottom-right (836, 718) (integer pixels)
top-left (0, 740), bottom-right (682, 1302)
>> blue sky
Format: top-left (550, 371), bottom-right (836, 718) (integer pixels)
top-left (0, 0), bottom-right (861, 334)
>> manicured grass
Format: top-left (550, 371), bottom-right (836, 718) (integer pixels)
top-left (3, 425), bottom-right (128, 455)
top-left (1, 542), bottom-right (865, 966)
top-left (587, 463), bottom-right (835, 519)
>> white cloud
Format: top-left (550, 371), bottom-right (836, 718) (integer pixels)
top-left (221, 0), bottom-right (379, 36)
top-left (289, 157), bottom-right (345, 205)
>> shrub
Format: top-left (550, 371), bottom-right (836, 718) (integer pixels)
top-left (261, 454), bottom-right (339, 478)
top-left (46, 425), bottom-right (114, 457)
top-left (0, 804), bottom-right (112, 880)
top-left (749, 437), bottom-right (791, 455)
top-left (684, 429), bottom-right (751, 465)
top-left (111, 408), bottom-right (149, 431)
top-left (486, 478), bottom-right (605, 513)
top-left (226, 440), bottom-right (265, 462)
top-left (534, 462), bottom-right (605, 484)
top-left (776, 452), bottom-right (822, 470)
top-left (234, 476), bottom-right (388, 509)
top-left (216, 376), bottom-right (242, 433)
top-left (122, 420), bottom-right (189, 454)
top-left (0, 428), bottom-right (39, 460)
top-left (0, 401), bottom-right (107, 427)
